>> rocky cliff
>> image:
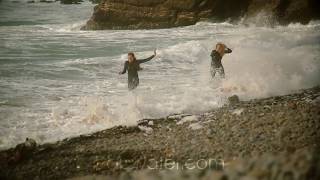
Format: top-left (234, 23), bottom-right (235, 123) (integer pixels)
top-left (82, 0), bottom-right (320, 30)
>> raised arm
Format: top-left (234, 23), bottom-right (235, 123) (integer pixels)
top-left (224, 48), bottom-right (232, 54)
top-left (137, 55), bottom-right (155, 64)
top-left (138, 49), bottom-right (157, 64)
top-left (119, 61), bottom-right (128, 74)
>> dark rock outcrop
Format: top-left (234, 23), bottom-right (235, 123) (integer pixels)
top-left (228, 95), bottom-right (240, 105)
top-left (60, 0), bottom-right (83, 4)
top-left (82, 0), bottom-right (250, 30)
top-left (246, 0), bottom-right (320, 25)
top-left (3, 138), bottom-right (37, 166)
top-left (82, 0), bottom-right (320, 30)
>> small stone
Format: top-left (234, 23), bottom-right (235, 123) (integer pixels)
top-left (287, 101), bottom-right (297, 109)
top-left (177, 115), bottom-right (198, 125)
top-left (206, 129), bottom-right (215, 139)
top-left (232, 108), bottom-right (244, 116)
top-left (148, 121), bottom-right (154, 126)
top-left (263, 105), bottom-right (271, 110)
top-left (189, 122), bottom-right (203, 130)
top-left (138, 126), bottom-right (153, 134)
top-left (312, 96), bottom-right (320, 104)
top-left (228, 95), bottom-right (240, 105)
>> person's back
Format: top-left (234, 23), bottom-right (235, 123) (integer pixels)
top-left (210, 43), bottom-right (232, 79)
top-left (211, 50), bottom-right (223, 68)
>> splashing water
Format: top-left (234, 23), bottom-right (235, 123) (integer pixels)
top-left (0, 1), bottom-right (319, 149)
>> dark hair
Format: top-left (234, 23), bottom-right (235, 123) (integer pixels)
top-left (128, 52), bottom-right (137, 61)
top-left (128, 52), bottom-right (142, 70)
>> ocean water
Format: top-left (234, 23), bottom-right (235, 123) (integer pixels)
top-left (0, 0), bottom-right (320, 149)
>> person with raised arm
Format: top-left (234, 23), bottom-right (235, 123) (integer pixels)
top-left (210, 43), bottom-right (232, 79)
top-left (119, 49), bottom-right (157, 90)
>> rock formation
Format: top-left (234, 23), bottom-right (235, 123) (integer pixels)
top-left (82, 0), bottom-right (320, 30)
top-left (246, 0), bottom-right (320, 25)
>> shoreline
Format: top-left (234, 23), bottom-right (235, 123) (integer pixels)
top-left (0, 86), bottom-right (319, 179)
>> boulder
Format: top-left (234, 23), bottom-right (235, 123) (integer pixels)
top-left (7, 138), bottom-right (37, 165)
top-left (228, 95), bottom-right (240, 105)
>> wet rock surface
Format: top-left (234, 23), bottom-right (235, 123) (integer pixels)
top-left (0, 86), bottom-right (319, 179)
top-left (82, 0), bottom-right (320, 30)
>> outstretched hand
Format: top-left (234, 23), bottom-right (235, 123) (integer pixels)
top-left (154, 49), bottom-right (157, 56)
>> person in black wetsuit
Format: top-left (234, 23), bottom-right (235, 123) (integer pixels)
top-left (119, 49), bottom-right (157, 90)
top-left (210, 43), bottom-right (232, 78)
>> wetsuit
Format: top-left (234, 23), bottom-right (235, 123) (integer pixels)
top-left (120, 55), bottom-right (155, 90)
top-left (210, 48), bottom-right (232, 78)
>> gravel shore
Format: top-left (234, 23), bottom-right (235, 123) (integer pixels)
top-left (1, 86), bottom-right (319, 180)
